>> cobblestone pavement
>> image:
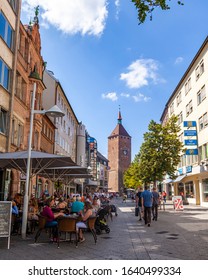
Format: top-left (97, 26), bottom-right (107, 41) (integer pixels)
top-left (0, 198), bottom-right (208, 260)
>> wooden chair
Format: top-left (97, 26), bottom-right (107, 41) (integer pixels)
top-left (34, 215), bottom-right (57, 243)
top-left (57, 217), bottom-right (78, 248)
top-left (87, 216), bottom-right (97, 244)
top-left (78, 216), bottom-right (97, 244)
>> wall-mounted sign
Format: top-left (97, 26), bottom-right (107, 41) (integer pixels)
top-left (183, 121), bottom-right (196, 127)
top-left (178, 168), bottom-right (183, 175)
top-left (184, 130), bottom-right (197, 136)
top-left (185, 149), bottom-right (198, 155)
top-left (184, 139), bottom-right (198, 146)
top-left (186, 166), bottom-right (192, 173)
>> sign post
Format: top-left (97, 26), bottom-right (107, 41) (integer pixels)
top-left (172, 196), bottom-right (184, 211)
top-left (0, 201), bottom-right (12, 249)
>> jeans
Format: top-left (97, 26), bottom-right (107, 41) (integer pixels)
top-left (144, 207), bottom-right (152, 224)
top-left (152, 204), bottom-right (158, 220)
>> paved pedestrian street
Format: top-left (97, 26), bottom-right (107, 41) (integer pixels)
top-left (0, 198), bottom-right (208, 260)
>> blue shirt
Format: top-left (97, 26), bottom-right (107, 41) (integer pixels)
top-left (141, 190), bottom-right (153, 207)
top-left (71, 201), bottom-right (84, 213)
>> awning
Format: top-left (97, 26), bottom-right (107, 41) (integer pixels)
top-left (173, 174), bottom-right (186, 183)
top-left (87, 179), bottom-right (98, 186)
top-left (164, 178), bottom-right (172, 184)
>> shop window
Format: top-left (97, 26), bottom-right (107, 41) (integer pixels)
top-left (185, 182), bottom-right (194, 198)
top-left (202, 179), bottom-right (208, 202)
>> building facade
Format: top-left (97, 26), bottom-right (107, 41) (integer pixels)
top-left (42, 70), bottom-right (80, 162)
top-left (161, 36), bottom-right (208, 207)
top-left (108, 110), bottom-right (131, 194)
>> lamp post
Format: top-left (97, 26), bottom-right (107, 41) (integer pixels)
top-left (21, 79), bottom-right (65, 239)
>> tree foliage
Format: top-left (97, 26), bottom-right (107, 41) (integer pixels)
top-left (123, 154), bottom-right (142, 189)
top-left (124, 115), bottom-right (184, 186)
top-left (131, 0), bottom-right (184, 24)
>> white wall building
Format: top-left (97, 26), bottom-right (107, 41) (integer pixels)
top-left (161, 36), bottom-right (208, 207)
top-left (43, 69), bottom-right (79, 162)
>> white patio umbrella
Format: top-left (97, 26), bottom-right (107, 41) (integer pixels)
top-left (0, 150), bottom-right (76, 176)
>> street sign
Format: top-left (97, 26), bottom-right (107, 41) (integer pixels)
top-left (185, 149), bottom-right (198, 155)
top-left (184, 139), bottom-right (198, 145)
top-left (184, 130), bottom-right (197, 136)
top-left (183, 121), bottom-right (196, 127)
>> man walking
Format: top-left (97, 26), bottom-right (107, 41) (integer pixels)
top-left (152, 186), bottom-right (160, 221)
top-left (141, 185), bottom-right (153, 227)
top-left (135, 187), bottom-right (143, 221)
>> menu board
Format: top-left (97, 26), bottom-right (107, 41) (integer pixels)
top-left (0, 201), bottom-right (12, 249)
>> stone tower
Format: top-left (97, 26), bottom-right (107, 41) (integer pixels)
top-left (108, 109), bottom-right (131, 194)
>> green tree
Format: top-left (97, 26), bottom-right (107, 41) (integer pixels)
top-left (123, 154), bottom-right (142, 189)
top-left (130, 115), bottom-right (184, 185)
top-left (131, 0), bottom-right (184, 24)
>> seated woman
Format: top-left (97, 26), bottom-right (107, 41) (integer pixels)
top-left (28, 197), bottom-right (39, 220)
top-left (92, 196), bottom-right (100, 214)
top-left (56, 197), bottom-right (68, 212)
top-left (42, 197), bottom-right (64, 240)
top-left (76, 201), bottom-right (95, 243)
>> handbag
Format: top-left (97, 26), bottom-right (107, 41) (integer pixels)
top-left (135, 207), bottom-right (139, 216)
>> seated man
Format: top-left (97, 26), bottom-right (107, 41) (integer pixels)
top-left (71, 195), bottom-right (84, 214)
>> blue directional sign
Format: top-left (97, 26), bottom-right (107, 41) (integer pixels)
top-left (185, 149), bottom-right (198, 155)
top-left (184, 139), bottom-right (198, 146)
top-left (184, 130), bottom-right (197, 136)
top-left (186, 166), bottom-right (192, 173)
top-left (183, 121), bottom-right (196, 127)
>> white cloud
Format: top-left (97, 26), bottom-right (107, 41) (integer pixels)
top-left (120, 93), bottom-right (130, 98)
top-left (132, 93), bottom-right (151, 103)
top-left (175, 56), bottom-right (184, 64)
top-left (102, 92), bottom-right (118, 101)
top-left (120, 59), bottom-right (164, 89)
top-left (115, 0), bottom-right (120, 20)
top-left (22, 0), bottom-right (108, 36)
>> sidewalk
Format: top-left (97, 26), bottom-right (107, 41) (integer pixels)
top-left (0, 197), bottom-right (208, 260)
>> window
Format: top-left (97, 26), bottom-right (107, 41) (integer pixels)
top-left (0, 107), bottom-right (7, 134)
top-left (0, 58), bottom-right (11, 91)
top-left (197, 85), bottom-right (206, 105)
top-left (185, 78), bottom-right (191, 95)
top-left (195, 60), bottom-right (204, 81)
top-left (11, 118), bottom-right (24, 147)
top-left (202, 179), bottom-right (208, 202)
top-left (17, 123), bottom-right (24, 147)
top-left (15, 73), bottom-right (26, 102)
top-left (199, 116), bottom-right (203, 131)
top-left (170, 102), bottom-right (174, 115)
top-left (186, 100), bottom-right (193, 117)
top-left (177, 112), bottom-right (183, 125)
top-left (0, 11), bottom-right (13, 49)
top-left (198, 113), bottom-right (208, 131)
top-left (176, 91), bottom-right (182, 106)
top-left (7, 0), bottom-right (17, 12)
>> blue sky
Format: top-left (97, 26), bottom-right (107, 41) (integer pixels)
top-left (21, 0), bottom-right (208, 160)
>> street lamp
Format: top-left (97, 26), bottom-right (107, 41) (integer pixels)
top-left (21, 73), bottom-right (64, 239)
